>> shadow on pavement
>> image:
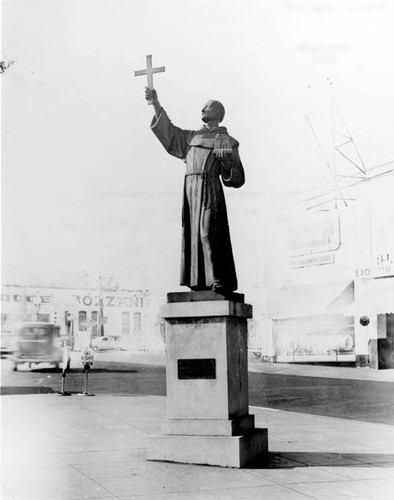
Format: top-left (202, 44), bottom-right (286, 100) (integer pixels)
top-left (246, 452), bottom-right (394, 469)
top-left (26, 368), bottom-right (139, 374)
top-left (1, 386), bottom-right (56, 395)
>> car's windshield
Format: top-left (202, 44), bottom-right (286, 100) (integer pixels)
top-left (21, 328), bottom-right (48, 337)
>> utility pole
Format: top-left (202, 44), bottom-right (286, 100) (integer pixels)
top-left (98, 274), bottom-right (105, 337)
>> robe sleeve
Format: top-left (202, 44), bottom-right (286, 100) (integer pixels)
top-left (151, 109), bottom-right (194, 160)
top-left (221, 146), bottom-right (245, 188)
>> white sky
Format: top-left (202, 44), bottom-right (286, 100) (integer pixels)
top-left (1, 0), bottom-right (394, 290)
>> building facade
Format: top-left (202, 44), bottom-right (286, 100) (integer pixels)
top-left (257, 174), bottom-right (394, 369)
top-left (1, 284), bottom-right (165, 352)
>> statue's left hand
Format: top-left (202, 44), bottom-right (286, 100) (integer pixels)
top-left (219, 154), bottom-right (232, 179)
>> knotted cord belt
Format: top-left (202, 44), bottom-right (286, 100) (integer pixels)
top-left (185, 172), bottom-right (207, 178)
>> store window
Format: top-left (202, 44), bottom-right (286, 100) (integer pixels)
top-left (122, 312), bottom-right (130, 334)
top-left (133, 312), bottom-right (141, 333)
top-left (1, 314), bottom-right (7, 328)
top-left (78, 311), bottom-right (87, 331)
top-left (91, 311), bottom-right (98, 335)
top-left (37, 313), bottom-right (50, 322)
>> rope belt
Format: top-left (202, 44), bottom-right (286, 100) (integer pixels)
top-left (185, 172), bottom-right (207, 178)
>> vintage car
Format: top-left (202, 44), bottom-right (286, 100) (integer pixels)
top-left (1, 329), bottom-right (13, 357)
top-left (9, 322), bottom-right (63, 370)
top-left (91, 335), bottom-right (125, 352)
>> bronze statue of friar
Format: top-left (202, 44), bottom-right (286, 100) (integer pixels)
top-left (145, 88), bottom-right (245, 293)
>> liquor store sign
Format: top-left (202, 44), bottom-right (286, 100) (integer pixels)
top-left (356, 253), bottom-right (394, 279)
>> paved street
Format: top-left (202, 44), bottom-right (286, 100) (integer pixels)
top-left (2, 351), bottom-right (394, 499)
top-left (248, 371), bottom-right (394, 425)
top-left (0, 354), bottom-right (167, 398)
top-left (2, 352), bottom-right (394, 425)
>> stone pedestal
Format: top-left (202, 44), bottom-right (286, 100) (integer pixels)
top-left (146, 291), bottom-right (269, 468)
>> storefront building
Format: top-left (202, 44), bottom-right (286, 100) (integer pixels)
top-left (268, 281), bottom-right (355, 364)
top-left (345, 262), bottom-right (394, 369)
top-left (258, 177), bottom-right (394, 370)
top-left (1, 284), bottom-right (165, 352)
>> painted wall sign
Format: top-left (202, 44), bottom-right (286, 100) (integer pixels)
top-left (71, 294), bottom-right (144, 308)
top-left (1, 294), bottom-right (53, 303)
top-left (288, 213), bottom-right (341, 257)
top-left (291, 253), bottom-right (335, 269)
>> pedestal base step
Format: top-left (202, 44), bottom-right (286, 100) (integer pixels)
top-left (147, 428), bottom-right (268, 468)
top-left (161, 415), bottom-right (255, 436)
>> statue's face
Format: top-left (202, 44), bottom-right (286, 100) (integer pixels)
top-left (201, 100), bottom-right (221, 123)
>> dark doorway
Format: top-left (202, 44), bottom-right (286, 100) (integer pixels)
top-left (378, 313), bottom-right (394, 369)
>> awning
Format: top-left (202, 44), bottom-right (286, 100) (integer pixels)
top-left (268, 281), bottom-right (354, 319)
top-left (344, 277), bottom-right (394, 316)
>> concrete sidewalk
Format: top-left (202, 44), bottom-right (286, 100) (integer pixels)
top-left (2, 392), bottom-right (394, 500)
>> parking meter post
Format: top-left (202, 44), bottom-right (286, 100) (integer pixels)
top-left (78, 367), bottom-right (94, 396)
top-left (78, 351), bottom-right (95, 396)
top-left (54, 341), bottom-right (72, 396)
top-left (55, 368), bottom-right (71, 396)
top-left (84, 365), bottom-right (89, 392)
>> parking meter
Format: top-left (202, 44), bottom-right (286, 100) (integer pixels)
top-left (79, 348), bottom-right (95, 396)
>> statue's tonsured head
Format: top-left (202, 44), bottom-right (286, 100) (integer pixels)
top-left (201, 100), bottom-right (225, 123)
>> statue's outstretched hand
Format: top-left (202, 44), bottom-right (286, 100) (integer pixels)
top-left (145, 87), bottom-right (158, 103)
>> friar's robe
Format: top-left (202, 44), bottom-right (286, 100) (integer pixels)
top-left (151, 109), bottom-right (245, 291)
